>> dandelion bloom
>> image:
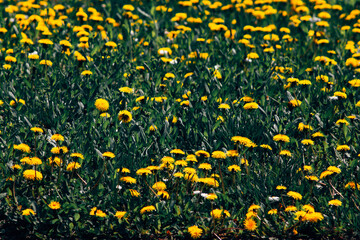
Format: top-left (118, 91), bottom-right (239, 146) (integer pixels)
top-left (48, 201), bottom-right (61, 210)
top-left (288, 99), bottom-right (302, 107)
top-left (66, 162), bottom-right (81, 171)
top-left (51, 134), bottom-right (64, 141)
top-left (23, 169), bottom-right (43, 181)
top-left (228, 164), bottom-right (241, 172)
top-left (30, 127), bottom-right (43, 133)
top-left (279, 150), bottom-right (292, 157)
top-left (51, 146), bottom-right (69, 154)
top-left (336, 145), bottom-right (350, 151)
top-left (70, 153), bottom-right (84, 159)
top-left (328, 199), bottom-right (342, 206)
top-left (115, 211), bottom-right (127, 219)
top-left (268, 209), bottom-right (277, 215)
top-left (39, 60), bottom-right (53, 66)
top-left (129, 189), bottom-right (140, 197)
top-left (303, 212), bottom-right (324, 223)
top-left (81, 70), bottom-right (92, 76)
top-left (120, 176), bottom-right (136, 184)
top-left (273, 134), bottom-right (290, 142)
top-left (152, 181), bottom-right (167, 191)
top-left (119, 87), bottom-right (134, 93)
top-left (287, 191), bottom-right (302, 200)
top-left (188, 225), bottom-right (203, 239)
top-left (244, 218), bottom-right (257, 231)
top-left (140, 205), bottom-right (156, 214)
top-left (118, 110), bottom-right (132, 123)
top-left (95, 98), bottom-right (109, 112)
top-left (198, 163), bottom-right (212, 170)
top-left (170, 149), bottom-right (185, 155)
top-left (327, 166), bottom-right (341, 173)
top-left (285, 206), bottom-right (297, 212)
top-left (211, 209), bottom-right (231, 219)
top-left (96, 209), bottom-right (107, 217)
top-left (13, 143), bottom-right (31, 153)
top-left (211, 151), bottom-right (226, 159)
top-left (206, 193), bottom-right (218, 200)
top-left (136, 168), bottom-right (152, 175)
top-left (276, 185), bottom-right (287, 190)
top-left (22, 209), bottom-right (36, 216)
top-left (161, 156), bottom-right (175, 164)
top-left (27, 157), bottom-right (42, 166)
top-left (157, 190), bottom-right (170, 199)
top-left (301, 139), bottom-right (314, 145)
top-left (103, 152), bottom-right (115, 158)
top-left (195, 150), bottom-right (210, 158)
top-left (244, 102), bottom-right (259, 109)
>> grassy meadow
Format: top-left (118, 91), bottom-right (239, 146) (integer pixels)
top-left (1, 0), bottom-right (360, 239)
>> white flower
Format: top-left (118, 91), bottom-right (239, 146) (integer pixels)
top-left (201, 193), bottom-right (209, 198)
top-left (116, 185), bottom-right (122, 190)
top-left (268, 196), bottom-right (280, 202)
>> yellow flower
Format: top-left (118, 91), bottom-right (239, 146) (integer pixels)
top-left (206, 193), bottom-right (218, 200)
top-left (115, 211), bottom-right (127, 219)
top-left (276, 185), bottom-right (287, 190)
top-left (244, 102), bottom-right (259, 109)
top-left (287, 191), bottom-right (302, 200)
top-left (170, 149), bottom-right (185, 155)
top-left (301, 139), bottom-right (314, 145)
top-left (51, 146), bottom-right (69, 154)
top-left (51, 134), bottom-right (64, 141)
top-left (303, 212), bottom-right (324, 223)
top-left (328, 199), bottom-right (342, 206)
top-left (95, 99), bottom-right (109, 112)
top-left (228, 164), bottom-right (241, 172)
top-left (38, 39), bottom-right (54, 45)
top-left (95, 209), bottom-right (107, 217)
top-left (336, 145), bottom-right (350, 151)
top-left (161, 156), bottom-right (175, 164)
top-left (210, 209), bottom-right (230, 219)
top-left (39, 60), bottom-right (53, 66)
top-left (103, 152), bottom-right (115, 158)
top-left (129, 189), bottom-right (140, 197)
top-left (119, 87), bottom-right (134, 93)
top-left (23, 169), bottom-right (43, 181)
top-left (140, 205), bottom-right (156, 214)
top-left (120, 176), bottom-right (136, 184)
top-left (273, 134), bottom-right (290, 142)
top-left (279, 150), bottom-right (292, 157)
top-left (348, 79), bottom-right (360, 87)
top-left (66, 162), bottom-right (81, 171)
top-left (218, 103), bottom-right (230, 109)
top-left (30, 127), bottom-right (43, 133)
top-left (48, 157), bottom-right (62, 166)
top-left (288, 99), bottom-right (302, 107)
top-left (188, 225), bottom-right (203, 239)
top-left (70, 153), bottom-right (84, 159)
top-left (334, 91), bottom-right (347, 99)
top-left (48, 201), bottom-right (61, 210)
top-left (195, 150), bottom-right (210, 158)
top-left (22, 209), bottom-right (36, 216)
top-left (211, 151), bottom-right (226, 159)
top-left (244, 218), bottom-right (257, 231)
top-left (268, 209), bottom-right (277, 215)
top-left (81, 70), bottom-right (93, 76)
top-left (136, 168), bottom-right (152, 176)
top-left (285, 206), bottom-right (297, 212)
top-left (27, 157), bottom-right (42, 166)
top-left (152, 181), bottom-right (167, 191)
top-left (157, 190), bottom-right (170, 199)
top-left (14, 143), bottom-right (31, 153)
top-left (327, 166), bottom-right (341, 173)
top-left (198, 163), bottom-right (212, 170)
top-left (118, 110), bottom-right (132, 123)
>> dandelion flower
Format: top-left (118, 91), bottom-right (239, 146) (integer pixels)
top-left (244, 218), bottom-right (257, 231)
top-left (328, 199), bottom-right (342, 206)
top-left (287, 191), bottom-right (302, 200)
top-left (23, 169), bottom-right (43, 181)
top-left (95, 99), bottom-right (109, 112)
top-left (115, 211), bottom-right (127, 219)
top-left (51, 134), bottom-right (64, 142)
top-left (211, 209), bottom-right (230, 219)
top-left (211, 151), bottom-right (226, 159)
top-left (188, 225), bottom-right (203, 239)
top-left (103, 152), bottom-right (115, 158)
top-left (22, 209), bottom-right (36, 216)
top-left (273, 134), bottom-right (290, 142)
top-left (48, 201), bottom-right (61, 210)
top-left (140, 205), bottom-right (156, 214)
top-left (118, 110), bottom-right (132, 123)
top-left (66, 162), bottom-right (81, 171)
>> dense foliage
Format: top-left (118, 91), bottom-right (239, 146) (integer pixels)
top-left (1, 0), bottom-right (360, 239)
